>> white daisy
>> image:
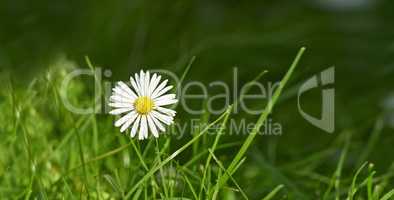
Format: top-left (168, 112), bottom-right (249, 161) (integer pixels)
top-left (109, 70), bottom-right (177, 140)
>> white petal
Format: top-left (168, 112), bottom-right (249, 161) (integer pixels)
top-left (151, 79), bottom-right (168, 98)
top-left (117, 81), bottom-right (137, 99)
top-left (155, 106), bottom-right (176, 117)
top-left (130, 76), bottom-right (141, 96)
top-left (144, 117), bottom-right (149, 139)
top-left (149, 113), bottom-right (165, 132)
top-left (151, 111), bottom-right (173, 125)
top-left (152, 85), bottom-right (173, 99)
top-left (136, 73), bottom-right (144, 95)
top-left (147, 115), bottom-right (159, 138)
top-left (139, 70), bottom-right (146, 96)
top-left (130, 115), bottom-right (141, 138)
top-left (109, 107), bottom-right (134, 115)
top-left (154, 94), bottom-right (176, 102)
top-left (111, 89), bottom-right (133, 100)
top-left (155, 99), bottom-right (178, 107)
top-left (120, 112), bottom-right (138, 132)
top-left (139, 115), bottom-right (148, 140)
top-left (149, 75), bottom-right (161, 97)
top-left (148, 73), bottom-right (157, 97)
top-left (115, 111), bottom-right (136, 127)
top-left (110, 95), bottom-right (133, 103)
top-left (113, 87), bottom-right (133, 100)
top-left (109, 102), bottom-right (133, 108)
top-left (133, 73), bottom-right (143, 96)
top-left (144, 71), bottom-right (150, 97)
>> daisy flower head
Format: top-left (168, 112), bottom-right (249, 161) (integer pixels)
top-left (109, 70), bottom-right (177, 140)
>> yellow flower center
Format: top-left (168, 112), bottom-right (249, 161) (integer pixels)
top-left (134, 96), bottom-right (154, 115)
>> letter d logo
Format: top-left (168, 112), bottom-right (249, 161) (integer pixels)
top-left (298, 67), bottom-right (335, 133)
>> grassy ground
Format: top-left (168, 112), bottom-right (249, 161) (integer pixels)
top-left (1, 48), bottom-right (393, 199)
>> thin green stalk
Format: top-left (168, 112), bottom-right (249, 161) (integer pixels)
top-left (208, 149), bottom-right (248, 200)
top-left (176, 56), bottom-right (196, 94)
top-left (131, 140), bottom-right (149, 171)
top-left (214, 47), bottom-right (306, 190)
top-left (155, 139), bottom-right (169, 198)
top-left (212, 169), bottom-right (222, 200)
top-left (380, 189), bottom-right (394, 200)
top-left (103, 174), bottom-right (124, 198)
top-left (357, 117), bottom-right (384, 166)
top-left (348, 162), bottom-right (368, 199)
top-left (199, 69), bottom-right (268, 198)
top-left (62, 178), bottom-right (75, 199)
top-left (261, 185), bottom-right (284, 200)
top-left (199, 105), bottom-right (231, 198)
top-left (182, 171), bottom-right (199, 200)
top-left (125, 105), bottom-right (233, 198)
top-left (367, 164), bottom-right (376, 200)
top-left (183, 142), bottom-right (240, 168)
top-left (323, 132), bottom-right (351, 200)
top-left (85, 56), bottom-right (100, 154)
top-left (74, 122), bottom-right (90, 199)
top-left (66, 142), bottom-right (132, 174)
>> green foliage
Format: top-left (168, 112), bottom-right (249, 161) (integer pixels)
top-left (1, 49), bottom-right (393, 199)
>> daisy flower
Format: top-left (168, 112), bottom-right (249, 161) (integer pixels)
top-left (109, 70), bottom-right (177, 140)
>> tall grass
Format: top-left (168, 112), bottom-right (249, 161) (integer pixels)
top-left (0, 49), bottom-right (393, 199)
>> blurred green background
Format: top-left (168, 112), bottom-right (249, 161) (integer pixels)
top-left (2, 0), bottom-right (394, 125)
top-left (1, 0), bottom-right (394, 199)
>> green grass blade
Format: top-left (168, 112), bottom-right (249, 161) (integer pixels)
top-left (65, 142), bottom-right (132, 175)
top-left (212, 169), bottom-right (222, 200)
top-left (103, 174), bottom-right (124, 198)
top-left (367, 164), bottom-right (376, 200)
top-left (155, 139), bottom-right (170, 198)
top-left (214, 47), bottom-right (306, 190)
top-left (380, 189), bottom-right (394, 200)
top-left (183, 142), bottom-right (240, 168)
top-left (261, 185), bottom-right (284, 200)
top-left (74, 123), bottom-right (90, 198)
top-left (131, 139), bottom-right (149, 171)
top-left (199, 69), bottom-right (268, 197)
top-left (199, 102), bottom-right (232, 197)
top-left (208, 149), bottom-right (248, 200)
top-left (323, 132), bottom-right (351, 200)
top-left (181, 170), bottom-right (199, 200)
top-left (176, 56), bottom-right (196, 93)
top-left (348, 162), bottom-right (368, 199)
top-left (124, 106), bottom-right (233, 198)
top-left (357, 118), bottom-right (384, 166)
top-left (62, 178), bottom-right (76, 199)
